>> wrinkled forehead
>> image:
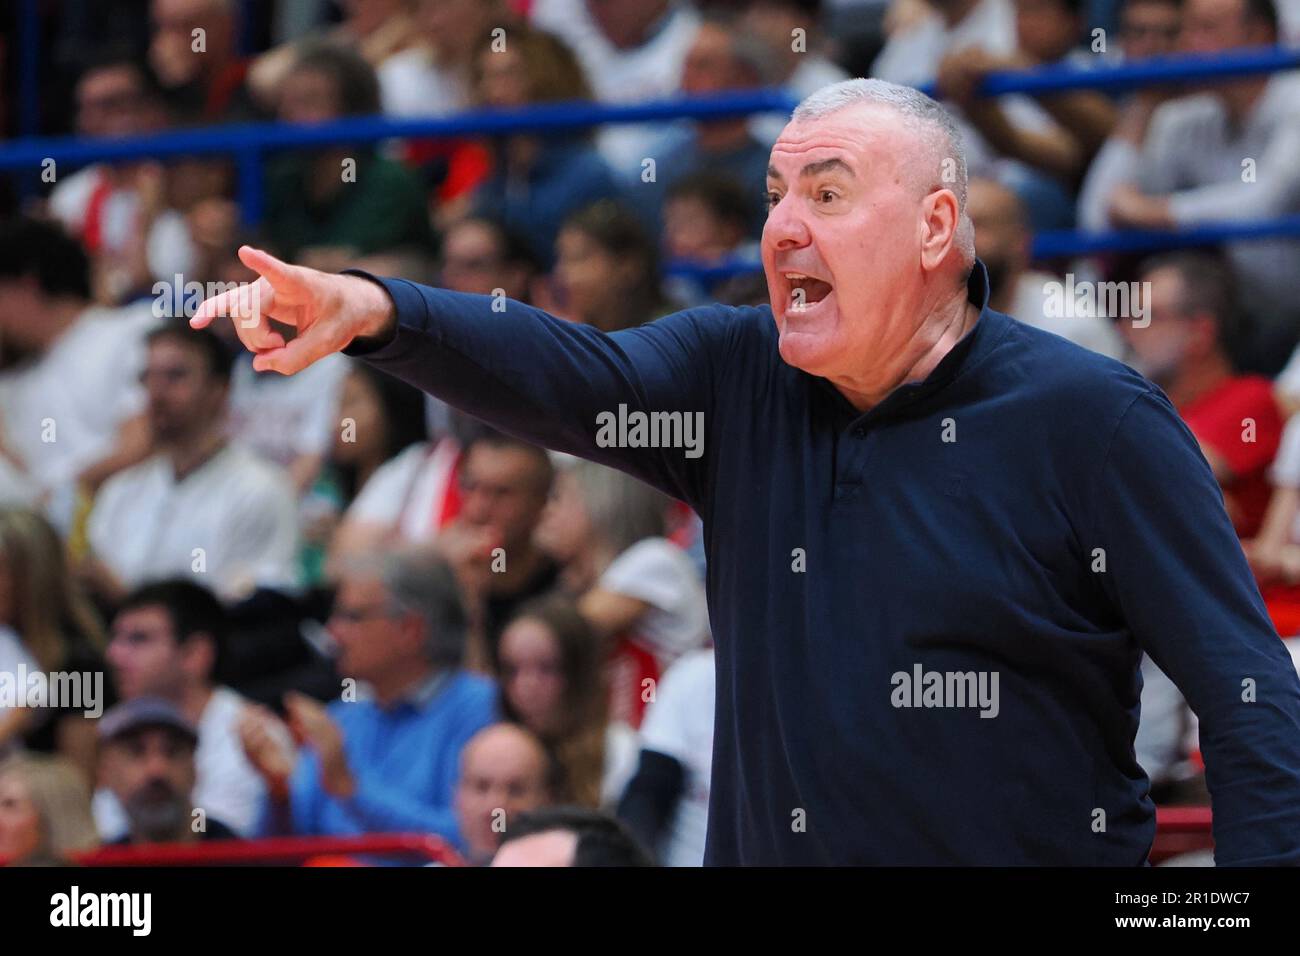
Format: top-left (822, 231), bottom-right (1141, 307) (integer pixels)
top-left (768, 103), bottom-right (917, 181)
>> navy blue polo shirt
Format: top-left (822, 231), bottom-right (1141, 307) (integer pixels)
top-left (349, 262), bottom-right (1300, 865)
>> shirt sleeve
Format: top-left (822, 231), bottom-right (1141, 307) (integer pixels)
top-left (1168, 113), bottom-right (1300, 224)
top-left (1091, 388), bottom-right (1300, 865)
top-left (1136, 103), bottom-right (1195, 196)
top-left (599, 539), bottom-right (687, 611)
top-left (347, 277), bottom-right (735, 510)
top-left (219, 463), bottom-right (301, 597)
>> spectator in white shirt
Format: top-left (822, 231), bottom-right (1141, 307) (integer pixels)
top-left (743, 0), bottom-right (852, 144)
top-left (1076, 0), bottom-right (1183, 228)
top-left (0, 453), bottom-right (37, 507)
top-left (872, 0), bottom-right (1016, 92)
top-left (529, 0), bottom-right (703, 174)
top-left (967, 177), bottom-right (1125, 357)
top-left (617, 647), bottom-right (714, 866)
top-left (0, 218), bottom-right (156, 529)
top-left (246, 0), bottom-right (420, 114)
top-left (328, 363), bottom-right (439, 562)
top-left (85, 320), bottom-right (299, 602)
top-left (93, 578), bottom-right (279, 839)
top-left (46, 55), bottom-right (197, 305)
top-left (936, 0), bottom-right (1118, 229)
top-left (378, 0), bottom-right (506, 117)
top-left (537, 458), bottom-right (709, 728)
top-left (538, 459), bottom-right (710, 671)
top-left (226, 352), bottom-right (351, 494)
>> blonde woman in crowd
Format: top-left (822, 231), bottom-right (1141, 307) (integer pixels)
top-left (0, 754), bottom-right (101, 865)
top-left (0, 508), bottom-right (110, 780)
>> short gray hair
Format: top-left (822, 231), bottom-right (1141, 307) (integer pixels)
top-left (792, 78), bottom-right (975, 263)
top-left (339, 549), bottom-right (468, 668)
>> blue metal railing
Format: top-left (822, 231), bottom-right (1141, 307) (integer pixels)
top-left (2, 46), bottom-right (1298, 257)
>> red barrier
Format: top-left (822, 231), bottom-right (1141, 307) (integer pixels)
top-left (1150, 806), bottom-right (1213, 864)
top-left (5, 813), bottom-right (1213, 866)
top-left (71, 833), bottom-right (466, 867)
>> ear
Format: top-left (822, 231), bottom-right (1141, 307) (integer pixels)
top-left (400, 612), bottom-right (428, 657)
top-left (920, 188), bottom-right (962, 273)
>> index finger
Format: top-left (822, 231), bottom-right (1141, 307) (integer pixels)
top-left (238, 245), bottom-right (307, 292)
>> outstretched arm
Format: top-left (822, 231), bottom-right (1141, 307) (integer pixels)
top-left (192, 246), bottom-right (733, 508)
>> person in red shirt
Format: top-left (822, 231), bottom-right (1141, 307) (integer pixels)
top-left (1123, 252), bottom-right (1283, 539)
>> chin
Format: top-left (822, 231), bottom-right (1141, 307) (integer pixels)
top-left (776, 320), bottom-right (838, 377)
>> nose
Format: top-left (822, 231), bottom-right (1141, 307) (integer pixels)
top-left (142, 751), bottom-right (174, 780)
top-left (763, 194), bottom-right (811, 253)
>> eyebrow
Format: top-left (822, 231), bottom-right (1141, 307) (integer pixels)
top-left (766, 158), bottom-right (856, 183)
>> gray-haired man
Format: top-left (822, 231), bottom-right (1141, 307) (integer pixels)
top-left (198, 78), bottom-right (1300, 865)
top-left (238, 550), bottom-right (497, 849)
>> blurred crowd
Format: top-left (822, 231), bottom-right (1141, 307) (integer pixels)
top-left (1, 0), bottom-right (1300, 865)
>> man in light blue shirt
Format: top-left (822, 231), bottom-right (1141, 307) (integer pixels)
top-left (242, 550), bottom-right (497, 849)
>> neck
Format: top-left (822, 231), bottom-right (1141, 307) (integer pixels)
top-left (1165, 353), bottom-right (1233, 409)
top-left (833, 283), bottom-right (978, 413)
top-left (166, 426), bottom-right (226, 482)
top-left (371, 659), bottom-right (437, 707)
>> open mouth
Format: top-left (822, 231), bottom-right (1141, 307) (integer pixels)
top-left (784, 272), bottom-right (834, 312)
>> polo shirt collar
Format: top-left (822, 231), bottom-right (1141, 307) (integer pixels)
top-left (356, 669), bottom-right (450, 712)
top-left (403, 669), bottom-right (450, 709)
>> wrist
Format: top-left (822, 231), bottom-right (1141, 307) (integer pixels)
top-left (342, 272), bottom-right (398, 351)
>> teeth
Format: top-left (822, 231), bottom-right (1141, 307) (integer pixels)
top-left (786, 273), bottom-right (806, 280)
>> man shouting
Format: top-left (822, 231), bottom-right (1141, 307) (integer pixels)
top-left (194, 78), bottom-right (1300, 865)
